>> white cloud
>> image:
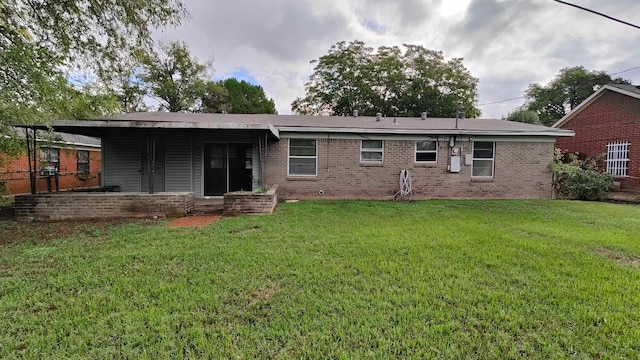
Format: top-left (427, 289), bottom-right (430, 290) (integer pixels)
top-left (154, 0), bottom-right (640, 118)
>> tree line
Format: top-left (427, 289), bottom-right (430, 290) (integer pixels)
top-left (1, 0), bottom-right (632, 152)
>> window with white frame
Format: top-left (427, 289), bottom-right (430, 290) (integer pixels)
top-left (40, 147), bottom-right (60, 170)
top-left (415, 140), bottom-right (437, 163)
top-left (288, 138), bottom-right (317, 176)
top-left (360, 140), bottom-right (384, 163)
top-left (77, 150), bottom-right (90, 173)
top-left (606, 141), bottom-right (630, 177)
top-left (472, 141), bottom-right (495, 177)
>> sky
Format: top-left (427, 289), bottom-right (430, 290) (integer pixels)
top-left (153, 0), bottom-right (640, 118)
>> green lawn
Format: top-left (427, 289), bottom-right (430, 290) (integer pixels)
top-left (1, 200), bottom-right (639, 358)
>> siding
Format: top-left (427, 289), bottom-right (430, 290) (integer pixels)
top-left (165, 132), bottom-right (193, 192)
top-left (103, 132), bottom-right (141, 192)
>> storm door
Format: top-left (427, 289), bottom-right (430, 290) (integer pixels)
top-left (204, 143), bottom-right (227, 196)
top-left (204, 143), bottom-right (252, 196)
top-left (228, 144), bottom-right (253, 192)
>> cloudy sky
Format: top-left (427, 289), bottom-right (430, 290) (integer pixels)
top-left (153, 0), bottom-right (640, 118)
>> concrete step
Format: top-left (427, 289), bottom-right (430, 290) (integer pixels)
top-left (192, 199), bottom-right (224, 215)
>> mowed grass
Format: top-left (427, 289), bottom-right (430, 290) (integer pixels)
top-left (1, 200), bottom-right (640, 358)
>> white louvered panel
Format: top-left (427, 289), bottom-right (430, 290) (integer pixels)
top-left (606, 141), bottom-right (629, 177)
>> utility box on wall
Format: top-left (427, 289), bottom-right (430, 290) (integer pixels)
top-left (464, 154), bottom-right (473, 166)
top-left (450, 156), bottom-right (461, 173)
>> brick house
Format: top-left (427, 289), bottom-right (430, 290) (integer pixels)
top-left (0, 132), bottom-right (101, 194)
top-left (19, 113), bottom-right (572, 201)
top-left (553, 84), bottom-right (640, 190)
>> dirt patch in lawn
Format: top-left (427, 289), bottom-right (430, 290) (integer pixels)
top-left (592, 247), bottom-right (640, 269)
top-left (167, 215), bottom-right (221, 228)
top-left (229, 225), bottom-right (260, 235)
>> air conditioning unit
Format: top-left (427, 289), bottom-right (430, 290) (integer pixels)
top-left (39, 166), bottom-right (59, 177)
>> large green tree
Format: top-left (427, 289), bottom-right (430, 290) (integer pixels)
top-left (292, 40), bottom-right (480, 118)
top-left (199, 79), bottom-right (277, 114)
top-left (218, 79), bottom-right (276, 114)
top-left (525, 66), bottom-right (631, 126)
top-left (138, 41), bottom-right (211, 112)
top-left (0, 0), bottom-right (186, 139)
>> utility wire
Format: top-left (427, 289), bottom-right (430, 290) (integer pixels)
top-left (478, 65), bottom-right (640, 107)
top-left (553, 0), bottom-right (640, 30)
top-left (477, 96), bottom-right (523, 106)
top-left (611, 65), bottom-right (640, 76)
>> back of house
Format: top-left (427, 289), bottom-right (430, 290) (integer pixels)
top-left (24, 112), bottom-right (572, 200)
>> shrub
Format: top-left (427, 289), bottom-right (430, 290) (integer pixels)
top-left (552, 149), bottom-right (613, 201)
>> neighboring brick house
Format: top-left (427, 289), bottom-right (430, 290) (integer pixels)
top-left (0, 132), bottom-right (101, 194)
top-left (553, 84), bottom-right (640, 190)
top-left (19, 113), bottom-right (572, 200)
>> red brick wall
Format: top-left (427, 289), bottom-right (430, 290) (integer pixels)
top-left (266, 138), bottom-right (554, 200)
top-left (0, 148), bottom-right (101, 194)
top-left (555, 91), bottom-right (640, 189)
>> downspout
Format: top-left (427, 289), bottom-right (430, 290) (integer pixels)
top-left (264, 132), bottom-right (268, 189)
top-left (258, 134), bottom-right (263, 189)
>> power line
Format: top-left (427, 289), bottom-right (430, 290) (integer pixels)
top-left (553, 0), bottom-right (640, 30)
top-left (611, 65), bottom-right (640, 76)
top-left (477, 96), bottom-right (524, 106)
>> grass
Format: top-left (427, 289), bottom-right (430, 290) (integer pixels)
top-left (1, 200), bottom-right (639, 358)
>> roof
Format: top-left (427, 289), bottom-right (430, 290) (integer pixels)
top-left (6, 127), bottom-right (100, 148)
top-left (608, 83), bottom-right (640, 96)
top-left (552, 84), bottom-right (640, 128)
top-left (18, 112), bottom-right (573, 138)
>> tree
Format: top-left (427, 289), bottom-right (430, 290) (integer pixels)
top-left (525, 66), bottom-right (631, 126)
top-left (219, 79), bottom-right (277, 114)
top-left (200, 82), bottom-right (231, 114)
top-left (199, 79), bottom-right (277, 114)
top-left (109, 69), bottom-right (149, 113)
top-left (291, 40), bottom-right (480, 118)
top-left (0, 0), bottom-right (186, 145)
top-left (138, 41), bottom-right (212, 112)
top-left (506, 108), bottom-right (540, 124)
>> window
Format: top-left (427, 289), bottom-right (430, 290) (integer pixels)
top-left (360, 140), bottom-right (384, 163)
top-left (40, 147), bottom-right (60, 170)
top-left (415, 140), bottom-right (437, 163)
top-left (472, 141), bottom-right (494, 177)
top-left (77, 150), bottom-right (90, 174)
top-left (288, 138), bottom-right (317, 176)
top-left (606, 141), bottom-right (630, 177)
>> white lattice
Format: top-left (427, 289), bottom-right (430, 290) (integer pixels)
top-left (606, 141), bottom-right (630, 177)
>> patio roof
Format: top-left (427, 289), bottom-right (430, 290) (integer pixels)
top-left (15, 112), bottom-right (574, 138)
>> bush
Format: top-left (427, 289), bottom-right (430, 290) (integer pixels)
top-left (552, 149), bottom-right (613, 201)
